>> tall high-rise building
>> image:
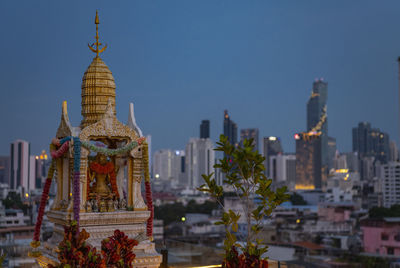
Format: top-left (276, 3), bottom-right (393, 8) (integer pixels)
top-left (352, 122), bottom-right (390, 164)
top-left (34, 150), bottom-right (50, 189)
top-left (295, 132), bottom-right (322, 190)
top-left (389, 141), bottom-right (399, 162)
top-left (344, 152), bottom-right (359, 173)
top-left (380, 162), bottom-right (400, 208)
top-left (185, 138), bottom-right (215, 189)
top-left (328, 137), bottom-right (336, 171)
top-left (0, 156), bottom-right (10, 185)
top-left (240, 128), bottom-right (259, 151)
top-left (397, 57), bottom-right (400, 150)
top-left (152, 149), bottom-right (183, 182)
top-left (263, 136), bottom-right (283, 176)
top-left (10, 140), bottom-right (33, 193)
top-left (269, 154), bottom-right (296, 190)
top-left (200, 120), bottom-right (210, 139)
top-left (223, 110), bottom-right (238, 146)
top-left (307, 79), bottom-right (328, 175)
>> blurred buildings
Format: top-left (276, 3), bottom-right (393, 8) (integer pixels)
top-left (240, 128), bottom-right (259, 151)
top-left (352, 122), bottom-right (390, 164)
top-left (185, 138), bottom-right (215, 189)
top-left (223, 110), bottom-right (237, 146)
top-left (295, 132), bottom-right (322, 190)
top-left (200, 120), bottom-right (210, 139)
top-left (262, 136), bottom-right (283, 177)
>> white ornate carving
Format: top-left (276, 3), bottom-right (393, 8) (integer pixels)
top-left (127, 102), bottom-right (143, 137)
top-left (79, 100), bottom-right (138, 142)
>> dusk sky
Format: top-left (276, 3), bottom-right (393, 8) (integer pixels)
top-left (0, 1), bottom-right (399, 156)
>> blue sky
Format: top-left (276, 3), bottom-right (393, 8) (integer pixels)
top-left (0, 1), bottom-right (399, 155)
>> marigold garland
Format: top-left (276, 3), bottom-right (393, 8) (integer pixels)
top-left (89, 161), bottom-right (119, 198)
top-left (32, 160), bottom-right (55, 243)
top-left (142, 142), bottom-right (154, 238)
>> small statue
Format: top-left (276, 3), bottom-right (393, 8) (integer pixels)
top-left (91, 199), bottom-right (98, 212)
top-left (113, 199), bottom-right (119, 211)
top-left (107, 199), bottom-right (114, 212)
top-left (85, 200), bottom-right (92, 212)
top-left (119, 198), bottom-right (127, 210)
top-left (99, 199), bottom-right (107, 212)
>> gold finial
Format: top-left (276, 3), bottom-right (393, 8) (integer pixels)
top-left (88, 10), bottom-right (107, 57)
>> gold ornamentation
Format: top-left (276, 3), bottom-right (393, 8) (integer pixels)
top-left (88, 11), bottom-right (107, 57)
top-left (80, 101), bottom-right (138, 142)
top-left (30, 240), bottom-right (41, 248)
top-left (56, 101), bottom-right (72, 138)
top-left (80, 56), bottom-right (116, 129)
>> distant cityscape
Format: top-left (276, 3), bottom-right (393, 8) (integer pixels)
top-left (1, 73), bottom-right (400, 266)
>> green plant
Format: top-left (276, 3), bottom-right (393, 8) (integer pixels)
top-left (198, 135), bottom-right (289, 266)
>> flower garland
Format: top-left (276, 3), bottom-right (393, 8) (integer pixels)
top-left (51, 141), bottom-right (69, 158)
top-left (89, 161), bottom-right (119, 198)
top-left (72, 137), bottom-right (81, 225)
top-left (81, 137), bottom-right (145, 156)
top-left (142, 142), bottom-right (153, 238)
top-left (31, 160), bottom-right (56, 248)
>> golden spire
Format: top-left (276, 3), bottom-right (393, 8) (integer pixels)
top-left (88, 10), bottom-right (107, 57)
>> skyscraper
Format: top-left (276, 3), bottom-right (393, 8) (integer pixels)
top-left (200, 120), bottom-right (210, 139)
top-left (0, 156), bottom-right (10, 185)
top-left (307, 79), bottom-right (328, 175)
top-left (389, 141), bottom-right (398, 162)
top-left (268, 154), bottom-right (296, 190)
top-left (34, 150), bottom-right (50, 189)
top-left (352, 122), bottom-right (390, 164)
top-left (185, 138), bottom-right (215, 189)
top-left (240, 128), bottom-right (259, 151)
top-left (10, 140), bottom-right (33, 192)
top-left (295, 132), bottom-right (322, 190)
top-left (262, 136), bottom-right (283, 176)
top-left (223, 110), bottom-right (237, 146)
top-left (380, 162), bottom-right (400, 208)
top-left (328, 137), bottom-right (337, 171)
top-left (153, 150), bottom-right (183, 182)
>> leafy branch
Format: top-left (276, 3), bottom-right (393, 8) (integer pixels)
top-left (198, 135), bottom-right (290, 265)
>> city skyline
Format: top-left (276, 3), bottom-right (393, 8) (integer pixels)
top-left (0, 1), bottom-right (399, 156)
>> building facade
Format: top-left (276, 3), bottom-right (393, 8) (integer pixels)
top-left (153, 149), bottom-right (184, 184)
top-left (200, 120), bottom-right (210, 139)
top-left (352, 122), bottom-right (390, 164)
top-left (262, 136), bottom-right (283, 177)
top-left (223, 110), bottom-right (238, 146)
top-left (307, 79), bottom-right (328, 175)
top-left (361, 218), bottom-right (400, 256)
top-left (295, 132), bottom-right (322, 190)
top-left (269, 154), bottom-right (296, 190)
top-left (240, 128), bottom-right (259, 151)
top-left (10, 140), bottom-right (33, 193)
top-left (380, 162), bottom-right (400, 208)
top-left (0, 156), bottom-right (10, 185)
top-left (185, 138), bottom-right (215, 189)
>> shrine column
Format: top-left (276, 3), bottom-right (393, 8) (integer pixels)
top-left (80, 148), bottom-right (89, 212)
top-left (54, 158), bottom-right (63, 210)
top-left (132, 147), bottom-right (146, 211)
top-left (127, 157), bottom-right (134, 208)
top-left (62, 158), bottom-right (69, 204)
